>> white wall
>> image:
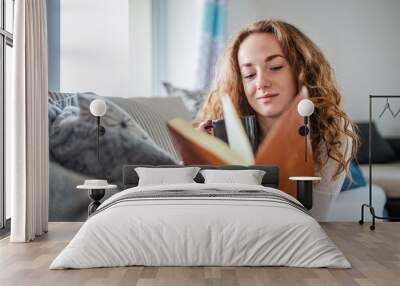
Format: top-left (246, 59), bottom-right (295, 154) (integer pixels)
top-left (60, 0), bottom-right (153, 98)
top-left (164, 0), bottom-right (203, 90)
top-left (130, 0), bottom-right (152, 97)
top-left (227, 0), bottom-right (400, 136)
top-left (59, 0), bottom-right (201, 97)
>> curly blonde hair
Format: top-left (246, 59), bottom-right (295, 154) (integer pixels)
top-left (196, 19), bottom-right (359, 179)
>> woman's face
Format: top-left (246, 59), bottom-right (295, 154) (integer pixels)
top-left (238, 33), bottom-right (297, 118)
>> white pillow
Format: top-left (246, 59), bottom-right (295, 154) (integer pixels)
top-left (200, 169), bottom-right (266, 185)
top-left (135, 167), bottom-right (200, 186)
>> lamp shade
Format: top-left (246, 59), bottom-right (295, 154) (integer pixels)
top-left (90, 99), bottom-right (107, 117)
top-left (297, 99), bottom-right (314, 117)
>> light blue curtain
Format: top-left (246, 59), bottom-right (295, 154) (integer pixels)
top-left (195, 0), bottom-right (227, 90)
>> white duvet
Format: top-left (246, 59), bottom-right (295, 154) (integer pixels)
top-left (50, 183), bottom-right (350, 269)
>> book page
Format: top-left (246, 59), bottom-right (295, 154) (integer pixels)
top-left (167, 118), bottom-right (247, 165)
top-left (221, 94), bottom-right (255, 165)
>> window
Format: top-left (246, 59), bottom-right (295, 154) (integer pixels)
top-left (0, 0), bottom-right (14, 230)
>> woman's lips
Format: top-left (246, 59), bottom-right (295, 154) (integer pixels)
top-left (256, 93), bottom-right (279, 103)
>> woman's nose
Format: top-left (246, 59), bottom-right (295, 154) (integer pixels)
top-left (256, 73), bottom-right (272, 90)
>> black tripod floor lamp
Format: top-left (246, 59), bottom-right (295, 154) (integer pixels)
top-left (359, 95), bottom-right (400, 230)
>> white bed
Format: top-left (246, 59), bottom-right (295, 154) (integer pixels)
top-left (50, 183), bottom-right (350, 269)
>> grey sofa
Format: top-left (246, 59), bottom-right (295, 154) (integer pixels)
top-left (49, 94), bottom-right (381, 222)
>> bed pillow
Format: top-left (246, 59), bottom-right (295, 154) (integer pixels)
top-left (135, 167), bottom-right (200, 186)
top-left (200, 169), bottom-right (266, 185)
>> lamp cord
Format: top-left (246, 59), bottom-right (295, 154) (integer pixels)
top-left (97, 116), bottom-right (100, 163)
top-left (304, 116), bottom-right (308, 162)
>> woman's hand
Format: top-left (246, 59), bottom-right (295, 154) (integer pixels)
top-left (197, 120), bottom-right (214, 133)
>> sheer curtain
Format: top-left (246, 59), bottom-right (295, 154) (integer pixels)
top-left (7, 0), bottom-right (49, 242)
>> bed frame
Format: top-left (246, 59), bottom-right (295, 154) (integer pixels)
top-left (122, 165), bottom-right (279, 189)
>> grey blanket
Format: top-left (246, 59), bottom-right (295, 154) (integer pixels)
top-left (48, 92), bottom-right (177, 186)
top-left (92, 189), bottom-right (308, 217)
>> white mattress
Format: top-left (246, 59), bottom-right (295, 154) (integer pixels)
top-left (50, 183), bottom-right (350, 269)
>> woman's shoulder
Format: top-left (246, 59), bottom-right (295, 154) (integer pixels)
top-left (317, 127), bottom-right (353, 179)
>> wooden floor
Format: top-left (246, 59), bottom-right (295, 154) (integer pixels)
top-left (0, 222), bottom-right (399, 286)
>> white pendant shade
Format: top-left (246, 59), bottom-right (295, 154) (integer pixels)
top-left (297, 98), bottom-right (315, 117)
top-left (90, 99), bottom-right (107, 117)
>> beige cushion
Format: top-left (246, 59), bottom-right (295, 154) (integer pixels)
top-left (360, 162), bottom-right (400, 198)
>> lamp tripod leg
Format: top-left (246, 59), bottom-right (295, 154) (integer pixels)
top-left (370, 206), bottom-right (376, 231)
top-left (359, 203), bottom-right (366, 225)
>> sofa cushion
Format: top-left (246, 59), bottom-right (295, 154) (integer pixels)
top-left (327, 184), bottom-right (386, 222)
top-left (108, 96), bottom-right (192, 161)
top-left (386, 138), bottom-right (400, 160)
top-left (341, 160), bottom-right (367, 191)
top-left (162, 82), bottom-right (207, 118)
top-left (356, 122), bottom-right (396, 163)
top-left (49, 92), bottom-right (178, 186)
top-left (360, 163), bottom-right (400, 198)
top-left (49, 91), bottom-right (148, 138)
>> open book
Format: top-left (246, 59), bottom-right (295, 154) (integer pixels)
top-left (166, 94), bottom-right (315, 197)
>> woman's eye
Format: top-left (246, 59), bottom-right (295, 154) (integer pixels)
top-left (244, 74), bottom-right (255, 79)
top-left (270, 65), bottom-right (283, 71)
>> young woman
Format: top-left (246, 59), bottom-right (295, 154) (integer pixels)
top-left (196, 19), bottom-right (359, 220)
